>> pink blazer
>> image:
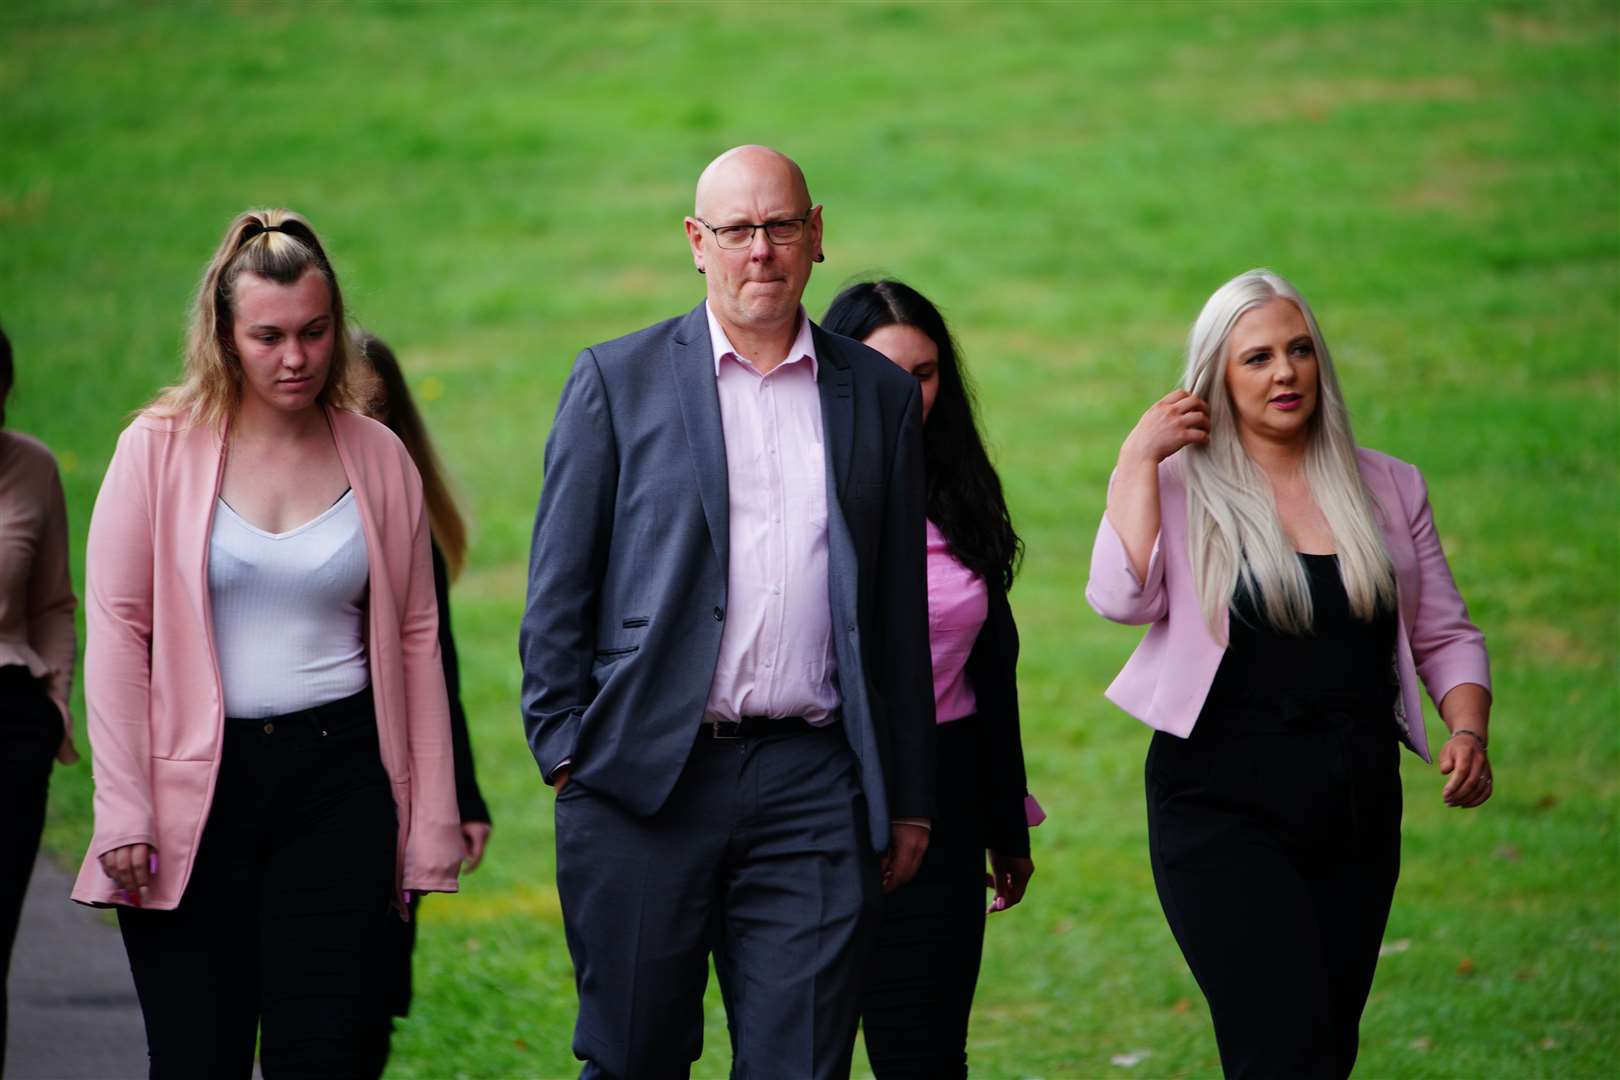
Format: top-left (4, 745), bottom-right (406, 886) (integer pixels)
top-left (1086, 448), bottom-right (1490, 762)
top-left (72, 405), bottom-right (463, 908)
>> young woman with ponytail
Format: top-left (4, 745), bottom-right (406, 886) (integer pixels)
top-left (72, 210), bottom-right (462, 1078)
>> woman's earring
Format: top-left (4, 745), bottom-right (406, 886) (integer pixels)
top-left (813, 252), bottom-right (825, 263)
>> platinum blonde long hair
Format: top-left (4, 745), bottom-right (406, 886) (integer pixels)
top-left (1181, 269), bottom-right (1396, 640)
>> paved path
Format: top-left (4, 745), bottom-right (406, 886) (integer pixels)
top-left (7, 855), bottom-right (146, 1079)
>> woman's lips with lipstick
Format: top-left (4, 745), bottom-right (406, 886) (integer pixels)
top-left (1269, 393), bottom-right (1303, 411)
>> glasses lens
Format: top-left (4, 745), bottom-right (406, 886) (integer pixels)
top-left (713, 225), bottom-right (753, 249)
top-left (765, 220), bottom-right (804, 244)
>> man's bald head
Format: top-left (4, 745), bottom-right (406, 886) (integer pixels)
top-left (683, 145), bottom-right (824, 354)
top-left (694, 145), bottom-right (812, 217)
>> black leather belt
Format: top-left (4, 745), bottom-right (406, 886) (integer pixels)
top-left (702, 715), bottom-right (820, 740)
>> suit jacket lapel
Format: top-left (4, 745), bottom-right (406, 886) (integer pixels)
top-left (670, 303), bottom-right (730, 569)
top-left (813, 325), bottom-right (855, 508)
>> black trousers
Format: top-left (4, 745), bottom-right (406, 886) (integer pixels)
top-left (858, 716), bottom-right (986, 1079)
top-left (1146, 697), bottom-right (1402, 1080)
top-left (1, 667), bottom-right (58, 1077)
top-left (117, 688), bottom-right (398, 1080)
top-left (555, 723), bottom-right (880, 1080)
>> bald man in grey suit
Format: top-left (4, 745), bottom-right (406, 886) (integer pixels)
top-left (520, 146), bottom-right (935, 1078)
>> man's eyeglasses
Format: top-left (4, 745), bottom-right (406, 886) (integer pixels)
top-left (696, 214), bottom-right (811, 250)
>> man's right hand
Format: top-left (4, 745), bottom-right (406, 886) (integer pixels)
top-left (554, 766), bottom-right (572, 794)
top-left (100, 843), bottom-right (155, 895)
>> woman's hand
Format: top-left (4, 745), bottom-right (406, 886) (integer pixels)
top-left (1105, 390), bottom-right (1209, 586)
top-left (99, 843), bottom-right (155, 898)
top-left (1439, 731), bottom-right (1493, 808)
top-left (461, 821), bottom-right (493, 872)
top-left (1119, 389), bottom-right (1210, 469)
top-left (986, 851), bottom-right (1034, 913)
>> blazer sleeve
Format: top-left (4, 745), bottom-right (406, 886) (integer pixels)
top-left (83, 425), bottom-right (158, 858)
top-left (433, 542), bottom-right (490, 824)
top-left (1398, 461), bottom-right (1491, 706)
top-left (26, 448), bottom-right (78, 753)
top-left (973, 587), bottom-right (1033, 857)
top-left (875, 382), bottom-right (937, 821)
top-left (519, 348), bottom-right (618, 784)
top-left (400, 481), bottom-right (462, 894)
top-left (1085, 471), bottom-right (1167, 626)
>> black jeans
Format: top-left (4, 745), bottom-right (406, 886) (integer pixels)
top-left (1146, 696), bottom-right (1402, 1080)
top-left (1, 667), bottom-right (58, 1076)
top-left (117, 688), bottom-right (397, 1080)
top-left (859, 716), bottom-right (987, 1079)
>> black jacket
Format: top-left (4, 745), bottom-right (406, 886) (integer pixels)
top-left (964, 582), bottom-right (1031, 857)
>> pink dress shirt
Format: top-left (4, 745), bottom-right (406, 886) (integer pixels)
top-left (926, 520), bottom-right (986, 724)
top-left (0, 431), bottom-right (77, 756)
top-left (704, 304), bottom-right (840, 726)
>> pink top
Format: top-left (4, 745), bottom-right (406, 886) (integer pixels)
top-left (0, 431), bottom-right (77, 757)
top-left (926, 519), bottom-right (987, 723)
top-left (704, 304), bottom-right (840, 726)
top-left (72, 406), bottom-right (463, 909)
top-left (1085, 448), bottom-right (1490, 762)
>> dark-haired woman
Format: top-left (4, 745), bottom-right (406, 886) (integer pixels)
top-left (72, 210), bottom-right (463, 1079)
top-left (824, 280), bottom-right (1041, 1079)
top-left (1, 323), bottom-right (78, 1075)
top-left (359, 332), bottom-right (492, 1059)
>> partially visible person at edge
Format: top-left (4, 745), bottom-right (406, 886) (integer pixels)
top-left (71, 210), bottom-right (463, 1079)
top-left (0, 322), bottom-right (78, 1076)
top-left (522, 145), bottom-right (935, 1079)
top-left (1086, 268), bottom-right (1492, 1079)
top-left (358, 331), bottom-right (493, 1060)
top-left (822, 280), bottom-right (1041, 1079)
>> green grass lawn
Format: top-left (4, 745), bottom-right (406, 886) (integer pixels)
top-left (4, 1), bottom-right (1616, 1076)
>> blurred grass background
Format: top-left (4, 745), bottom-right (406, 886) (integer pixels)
top-left (3, 1), bottom-right (1616, 1076)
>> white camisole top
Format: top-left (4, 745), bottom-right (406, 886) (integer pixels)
top-left (208, 490), bottom-right (370, 719)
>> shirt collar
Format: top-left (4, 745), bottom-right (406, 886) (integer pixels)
top-left (706, 301), bottom-right (818, 379)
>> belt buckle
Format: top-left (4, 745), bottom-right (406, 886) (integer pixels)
top-left (711, 718), bottom-right (741, 741)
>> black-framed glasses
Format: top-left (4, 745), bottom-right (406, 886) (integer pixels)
top-left (697, 214), bottom-right (812, 250)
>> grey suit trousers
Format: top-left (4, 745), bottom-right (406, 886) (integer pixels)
top-left (555, 725), bottom-right (881, 1080)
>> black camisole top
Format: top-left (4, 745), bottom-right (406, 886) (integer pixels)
top-left (1205, 553), bottom-right (1398, 710)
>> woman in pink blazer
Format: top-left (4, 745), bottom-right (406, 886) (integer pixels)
top-left (72, 210), bottom-right (462, 1079)
top-left (1087, 269), bottom-right (1492, 1079)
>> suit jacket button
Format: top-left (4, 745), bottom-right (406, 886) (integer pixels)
top-left (713, 606), bottom-right (724, 622)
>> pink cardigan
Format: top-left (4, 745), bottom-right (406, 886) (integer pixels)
top-left (1086, 448), bottom-right (1490, 762)
top-left (72, 405), bottom-right (462, 908)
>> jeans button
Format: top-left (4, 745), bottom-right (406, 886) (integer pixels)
top-left (263, 722), bottom-right (274, 735)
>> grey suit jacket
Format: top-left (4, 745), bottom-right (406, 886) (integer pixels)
top-left (520, 302), bottom-right (935, 851)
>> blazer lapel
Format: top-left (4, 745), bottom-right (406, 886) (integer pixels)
top-left (813, 325), bottom-right (855, 508)
top-left (670, 304), bottom-right (730, 569)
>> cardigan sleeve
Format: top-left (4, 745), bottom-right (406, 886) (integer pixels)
top-left (25, 446), bottom-right (78, 756)
top-left (400, 485), bottom-right (463, 894)
top-left (83, 425), bottom-right (159, 857)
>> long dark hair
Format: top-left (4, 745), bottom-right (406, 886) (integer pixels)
top-left (823, 280), bottom-right (1022, 591)
top-left (358, 332), bottom-right (469, 579)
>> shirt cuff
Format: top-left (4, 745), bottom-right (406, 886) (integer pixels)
top-left (893, 817), bottom-right (932, 831)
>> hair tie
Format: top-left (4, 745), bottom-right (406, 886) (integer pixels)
top-left (240, 221), bottom-right (285, 244)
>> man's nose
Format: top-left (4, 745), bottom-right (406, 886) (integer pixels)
top-left (748, 226), bottom-right (774, 260)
